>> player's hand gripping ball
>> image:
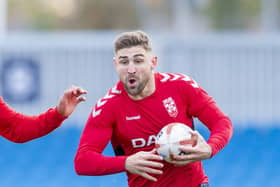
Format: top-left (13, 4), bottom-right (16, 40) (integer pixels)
top-left (155, 122), bottom-right (195, 163)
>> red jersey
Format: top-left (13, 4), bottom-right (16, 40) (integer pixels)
top-left (0, 97), bottom-right (66, 143)
top-left (75, 73), bottom-right (233, 187)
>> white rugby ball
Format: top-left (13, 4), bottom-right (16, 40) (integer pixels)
top-left (155, 122), bottom-right (195, 162)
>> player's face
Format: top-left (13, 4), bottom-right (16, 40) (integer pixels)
top-left (114, 46), bottom-right (157, 99)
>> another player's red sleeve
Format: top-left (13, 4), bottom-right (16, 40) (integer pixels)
top-left (0, 97), bottom-right (66, 143)
top-left (74, 109), bottom-right (127, 176)
top-left (183, 81), bottom-right (233, 157)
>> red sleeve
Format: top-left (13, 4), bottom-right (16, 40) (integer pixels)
top-left (74, 104), bottom-right (127, 176)
top-left (0, 97), bottom-right (66, 143)
top-left (183, 80), bottom-right (233, 157)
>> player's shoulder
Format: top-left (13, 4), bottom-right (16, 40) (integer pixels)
top-left (157, 72), bottom-right (199, 88)
top-left (92, 82), bottom-right (123, 118)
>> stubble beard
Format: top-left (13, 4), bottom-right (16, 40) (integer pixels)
top-left (123, 77), bottom-right (148, 96)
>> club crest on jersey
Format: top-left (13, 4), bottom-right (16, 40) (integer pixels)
top-left (162, 97), bottom-right (178, 118)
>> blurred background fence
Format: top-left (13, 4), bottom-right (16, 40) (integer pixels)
top-left (0, 32), bottom-right (279, 125)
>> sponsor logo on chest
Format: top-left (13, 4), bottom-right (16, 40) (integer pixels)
top-left (162, 97), bottom-right (178, 118)
top-left (131, 135), bottom-right (157, 148)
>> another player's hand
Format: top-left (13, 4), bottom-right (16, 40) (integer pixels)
top-left (125, 149), bottom-right (164, 182)
top-left (57, 86), bottom-right (87, 117)
top-left (169, 131), bottom-right (212, 166)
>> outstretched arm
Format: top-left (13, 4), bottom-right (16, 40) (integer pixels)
top-left (0, 86), bottom-right (87, 143)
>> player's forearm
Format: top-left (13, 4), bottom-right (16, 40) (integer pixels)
top-left (38, 107), bottom-right (67, 133)
top-left (75, 147), bottom-right (127, 175)
top-left (207, 117), bottom-right (233, 156)
top-left (197, 102), bottom-right (233, 157)
top-left (1, 107), bottom-right (66, 143)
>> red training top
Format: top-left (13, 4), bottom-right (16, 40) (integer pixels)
top-left (75, 73), bottom-right (233, 187)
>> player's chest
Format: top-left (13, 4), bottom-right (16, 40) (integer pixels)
top-left (113, 95), bottom-right (191, 146)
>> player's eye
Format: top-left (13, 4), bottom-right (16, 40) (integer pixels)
top-left (119, 60), bottom-right (128, 65)
top-left (134, 59), bottom-right (144, 64)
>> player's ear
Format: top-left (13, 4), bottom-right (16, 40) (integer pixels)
top-left (151, 56), bottom-right (158, 70)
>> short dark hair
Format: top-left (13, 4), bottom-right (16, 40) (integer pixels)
top-left (114, 30), bottom-right (152, 54)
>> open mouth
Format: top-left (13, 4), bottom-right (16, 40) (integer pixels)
top-left (127, 77), bottom-right (137, 87)
top-left (129, 78), bottom-right (136, 84)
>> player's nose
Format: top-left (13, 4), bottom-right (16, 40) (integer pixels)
top-left (127, 63), bottom-right (136, 74)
